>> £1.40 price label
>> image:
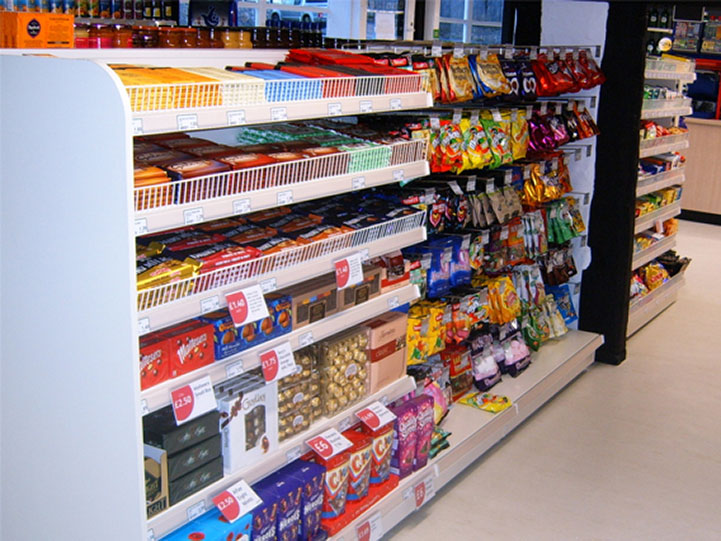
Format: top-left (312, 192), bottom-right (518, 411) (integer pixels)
top-left (170, 376), bottom-right (217, 425)
top-left (212, 480), bottom-right (263, 523)
top-left (259, 341), bottom-right (297, 383)
top-left (334, 252), bottom-right (364, 290)
top-left (306, 428), bottom-right (352, 459)
top-left (226, 284), bottom-right (269, 327)
top-left (355, 401), bottom-right (396, 430)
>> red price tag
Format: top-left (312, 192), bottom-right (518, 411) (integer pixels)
top-left (306, 428), bottom-right (352, 459)
top-left (170, 376), bottom-right (217, 425)
top-left (226, 284), bottom-right (269, 327)
top-left (259, 342), bottom-right (296, 383)
top-left (334, 252), bottom-right (364, 290)
top-left (356, 401), bottom-right (396, 430)
top-left (355, 512), bottom-right (383, 541)
top-left (212, 480), bottom-right (263, 523)
top-left (413, 476), bottom-right (435, 509)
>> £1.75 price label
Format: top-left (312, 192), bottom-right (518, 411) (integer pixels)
top-left (226, 284), bottom-right (269, 327)
top-left (306, 428), bottom-right (352, 459)
top-left (259, 341), bottom-right (297, 383)
top-left (170, 376), bottom-right (217, 425)
top-left (212, 480), bottom-right (263, 523)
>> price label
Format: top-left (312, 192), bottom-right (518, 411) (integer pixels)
top-left (540, 102), bottom-right (548, 115)
top-left (338, 416), bottom-right (353, 432)
top-left (226, 284), bottom-right (270, 327)
top-left (485, 179), bottom-right (495, 193)
top-left (504, 170), bottom-right (512, 186)
top-left (452, 109), bottom-right (462, 124)
top-left (388, 295), bottom-right (400, 309)
top-left (413, 476), bottom-right (435, 509)
top-left (171, 376), bottom-right (217, 425)
top-left (453, 46), bottom-right (464, 58)
top-left (187, 500), bottom-right (206, 522)
top-left (299, 331), bottom-right (314, 348)
top-left (233, 198), bottom-right (251, 215)
top-left (286, 446), bottom-right (302, 463)
top-left (526, 105), bottom-right (533, 118)
top-left (260, 278), bottom-right (277, 294)
top-left (177, 113), bottom-right (199, 131)
top-left (134, 218), bottom-right (149, 236)
top-left (306, 428), bottom-right (352, 459)
top-left (138, 318), bottom-right (151, 335)
top-left (184, 207), bottom-right (204, 226)
top-left (226, 360), bottom-right (244, 379)
top-left (500, 226), bottom-right (509, 240)
top-left (469, 109), bottom-right (480, 125)
top-left (430, 116), bottom-right (441, 130)
top-left (277, 190), bottom-right (294, 206)
top-left (328, 102), bottom-right (342, 116)
top-left (271, 107), bottom-right (288, 122)
top-left (352, 176), bottom-right (366, 190)
top-left (132, 118), bottom-right (143, 136)
top-left (356, 512), bottom-right (383, 541)
top-left (212, 480), bottom-right (263, 523)
top-left (431, 44), bottom-right (442, 57)
top-left (259, 341), bottom-right (296, 383)
top-left (200, 295), bottom-right (220, 315)
top-left (503, 46), bottom-right (513, 60)
top-left (334, 252), bottom-right (364, 290)
top-left (140, 399), bottom-right (150, 416)
top-left (360, 100), bottom-right (373, 114)
top-left (467, 178), bottom-right (476, 192)
top-left (530, 47), bottom-right (538, 60)
top-left (523, 165), bottom-right (531, 180)
top-left (390, 98), bottom-right (402, 110)
top-left (356, 401), bottom-right (396, 430)
top-left (227, 110), bottom-right (246, 126)
top-left (479, 47), bottom-right (489, 60)
top-left (393, 169), bottom-right (405, 182)
top-left (449, 180), bottom-right (463, 195)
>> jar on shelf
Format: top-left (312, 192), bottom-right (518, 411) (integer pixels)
top-left (180, 27), bottom-right (197, 48)
top-left (157, 25), bottom-right (181, 47)
top-left (74, 24), bottom-right (90, 48)
top-left (238, 27), bottom-right (252, 48)
top-left (133, 25), bottom-right (159, 48)
top-left (196, 26), bottom-right (211, 48)
top-left (89, 24), bottom-right (114, 48)
top-left (219, 27), bottom-right (240, 48)
top-left (207, 26), bottom-right (225, 48)
top-left (112, 25), bottom-right (133, 48)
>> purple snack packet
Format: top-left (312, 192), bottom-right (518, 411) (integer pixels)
top-left (389, 401), bottom-right (417, 479)
top-left (408, 395), bottom-right (434, 471)
top-left (280, 460), bottom-right (325, 541)
top-left (250, 480), bottom-right (279, 541)
top-left (265, 474), bottom-right (303, 541)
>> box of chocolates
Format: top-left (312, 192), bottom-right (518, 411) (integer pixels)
top-left (337, 264), bottom-right (382, 311)
top-left (139, 332), bottom-right (171, 391)
top-left (280, 460), bottom-right (326, 541)
top-left (143, 407), bottom-right (220, 456)
top-left (144, 444), bottom-right (168, 519)
top-left (317, 328), bottom-right (370, 417)
top-left (168, 455), bottom-right (223, 505)
top-left (363, 311), bottom-right (408, 393)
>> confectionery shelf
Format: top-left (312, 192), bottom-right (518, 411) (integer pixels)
top-left (140, 284), bottom-right (420, 414)
top-left (636, 167), bottom-right (685, 197)
top-left (137, 214), bottom-right (427, 334)
top-left (640, 98), bottom-right (692, 120)
top-left (633, 201), bottom-right (682, 234)
top-left (146, 375), bottom-right (418, 540)
top-left (632, 234), bottom-right (677, 270)
top-left (330, 330), bottom-right (603, 541)
top-left (135, 141), bottom-right (429, 234)
top-left (638, 133), bottom-right (689, 158)
top-left (627, 272), bottom-right (685, 337)
top-left (644, 68), bottom-right (696, 83)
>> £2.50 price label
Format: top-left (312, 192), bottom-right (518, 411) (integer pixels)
top-left (259, 341), bottom-right (297, 383)
top-left (334, 252), bottom-right (364, 290)
top-left (356, 401), bottom-right (396, 430)
top-left (170, 376), bottom-right (217, 425)
top-left (306, 428), bottom-right (352, 459)
top-left (212, 479), bottom-right (263, 523)
top-left (226, 284), bottom-right (269, 327)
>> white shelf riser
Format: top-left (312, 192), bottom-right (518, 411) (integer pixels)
top-left (632, 234), bottom-right (677, 270)
top-left (636, 169), bottom-right (685, 197)
top-left (640, 107), bottom-right (693, 120)
top-left (634, 202), bottom-right (682, 234)
top-left (638, 139), bottom-right (689, 158)
top-left (627, 273), bottom-right (685, 336)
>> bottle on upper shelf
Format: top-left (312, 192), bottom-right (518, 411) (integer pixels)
top-left (659, 7), bottom-right (671, 29)
top-left (648, 7), bottom-right (659, 27)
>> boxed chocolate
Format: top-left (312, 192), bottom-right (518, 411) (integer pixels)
top-left (167, 434), bottom-right (222, 482)
top-left (250, 480), bottom-right (280, 541)
top-left (266, 476), bottom-right (304, 541)
top-left (280, 460), bottom-right (326, 541)
top-left (259, 291), bottom-right (293, 342)
top-left (144, 444), bottom-right (169, 519)
top-left (159, 507), bottom-right (253, 541)
top-left (143, 407), bottom-right (220, 456)
top-left (314, 450), bottom-right (350, 519)
top-left (409, 394), bottom-right (434, 471)
top-left (373, 251), bottom-right (411, 293)
top-left (363, 311), bottom-right (408, 393)
top-left (337, 264), bottom-right (382, 312)
top-left (389, 401), bottom-right (417, 479)
top-left (343, 430), bottom-right (372, 501)
top-left (317, 328), bottom-right (370, 416)
top-left (157, 319), bottom-right (215, 378)
top-left (139, 331), bottom-right (171, 391)
top-left (281, 274), bottom-right (338, 330)
top-left (169, 455), bottom-right (223, 506)
top-left (196, 309), bottom-right (244, 361)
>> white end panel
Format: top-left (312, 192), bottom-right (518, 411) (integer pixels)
top-left (541, 0), bottom-right (609, 56)
top-left (0, 56), bottom-right (145, 540)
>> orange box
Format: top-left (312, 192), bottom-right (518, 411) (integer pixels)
top-left (1, 12), bottom-right (73, 48)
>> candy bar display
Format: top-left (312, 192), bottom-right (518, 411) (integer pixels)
top-left (317, 328), bottom-right (370, 417)
top-left (635, 186), bottom-right (683, 217)
top-left (631, 252), bottom-right (690, 302)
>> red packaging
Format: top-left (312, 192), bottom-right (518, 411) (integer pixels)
top-left (181, 242), bottom-right (263, 274)
top-left (315, 451), bottom-right (350, 519)
top-left (159, 320), bottom-right (215, 378)
top-left (360, 422), bottom-right (394, 485)
top-left (139, 331), bottom-right (171, 391)
top-left (342, 430), bottom-right (373, 501)
top-left (218, 152), bottom-right (278, 171)
top-left (157, 137), bottom-right (214, 150)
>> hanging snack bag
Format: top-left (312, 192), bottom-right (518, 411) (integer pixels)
top-left (480, 114), bottom-right (513, 167)
top-left (509, 109), bottom-right (529, 160)
top-left (545, 284), bottom-right (578, 325)
top-left (499, 58), bottom-right (521, 101)
top-left (516, 57), bottom-right (538, 101)
top-left (578, 48), bottom-right (606, 87)
top-left (531, 52), bottom-right (557, 96)
top-left (474, 52), bottom-right (512, 98)
top-left (444, 53), bottom-right (475, 103)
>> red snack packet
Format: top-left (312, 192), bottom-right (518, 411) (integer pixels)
top-left (578, 49), bottom-right (606, 87)
top-left (342, 430), bottom-right (373, 501)
top-left (314, 451), bottom-right (350, 519)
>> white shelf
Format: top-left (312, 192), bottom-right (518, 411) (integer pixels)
top-left (644, 69), bottom-right (697, 82)
top-left (135, 147), bottom-right (429, 234)
top-left (637, 167), bottom-right (685, 196)
top-left (640, 98), bottom-right (692, 120)
top-left (632, 234), bottom-right (677, 270)
top-left (634, 201), bottom-right (682, 234)
top-left (627, 272), bottom-right (685, 337)
top-left (137, 217), bottom-right (427, 334)
top-left (646, 27), bottom-right (674, 34)
top-left (638, 134), bottom-right (689, 158)
top-left (147, 375), bottom-right (417, 540)
top-left (329, 330), bottom-right (603, 540)
top-left (141, 284), bottom-right (420, 413)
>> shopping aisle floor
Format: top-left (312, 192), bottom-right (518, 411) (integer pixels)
top-left (387, 220), bottom-right (721, 541)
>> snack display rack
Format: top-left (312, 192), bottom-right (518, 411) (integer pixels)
top-left (638, 133), bottom-right (689, 158)
top-left (637, 166), bottom-right (686, 196)
top-left (627, 272), bottom-right (686, 336)
top-left (632, 233), bottom-right (678, 270)
top-left (633, 200), bottom-right (682, 234)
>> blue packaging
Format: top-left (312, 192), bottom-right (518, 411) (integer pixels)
top-left (159, 507), bottom-right (252, 541)
top-left (251, 480), bottom-right (280, 541)
top-left (265, 474), bottom-right (304, 541)
top-left (197, 309), bottom-right (245, 361)
top-left (279, 460), bottom-right (325, 541)
top-left (230, 69), bottom-right (323, 102)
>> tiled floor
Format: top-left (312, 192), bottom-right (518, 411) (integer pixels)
top-left (387, 220), bottom-right (721, 540)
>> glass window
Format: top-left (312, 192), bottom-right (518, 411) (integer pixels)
top-left (471, 24), bottom-right (501, 44)
top-left (237, 7), bottom-right (257, 26)
top-left (440, 0), bottom-right (466, 20)
top-left (439, 21), bottom-right (465, 42)
top-left (472, 0), bottom-right (503, 23)
top-left (438, 0), bottom-right (503, 43)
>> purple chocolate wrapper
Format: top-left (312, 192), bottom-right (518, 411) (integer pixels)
top-left (280, 460), bottom-right (325, 541)
top-left (408, 395), bottom-right (434, 471)
top-left (389, 401), bottom-right (417, 479)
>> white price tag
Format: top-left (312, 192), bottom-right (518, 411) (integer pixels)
top-left (200, 295), bottom-right (220, 315)
top-left (452, 109), bottom-right (462, 124)
top-left (226, 360), bottom-right (244, 379)
top-left (328, 102), bottom-right (343, 116)
top-left (147, 529), bottom-right (156, 541)
top-left (387, 295), bottom-right (400, 309)
top-left (453, 46), bottom-right (464, 58)
top-left (177, 113), bottom-right (199, 131)
top-left (184, 207), bottom-right (204, 226)
top-left (352, 176), bottom-right (366, 190)
top-left (431, 44), bottom-right (442, 57)
top-left (138, 318), bottom-right (150, 335)
top-left (338, 416), bottom-right (353, 432)
top-left (390, 98), bottom-right (402, 110)
top-left (449, 180), bottom-right (463, 195)
top-left (132, 118), bottom-right (143, 136)
top-left (540, 102), bottom-right (548, 115)
top-left (485, 179), bottom-right (495, 193)
top-left (286, 446), bottom-right (303, 463)
top-left (226, 284), bottom-right (270, 327)
top-left (260, 278), bottom-right (277, 294)
top-left (526, 105), bottom-right (533, 118)
top-left (299, 331), bottom-right (314, 348)
top-left (530, 47), bottom-right (538, 60)
top-left (393, 169), bottom-right (405, 182)
top-left (500, 226), bottom-right (509, 240)
top-left (187, 500), bottom-right (206, 522)
top-left (306, 428), bottom-right (352, 459)
top-left (491, 108), bottom-right (502, 122)
top-left (360, 100), bottom-right (373, 114)
top-left (523, 165), bottom-right (531, 180)
top-left (140, 399), bottom-right (150, 416)
top-left (271, 107), bottom-right (288, 121)
top-left (469, 109), bottom-right (480, 125)
top-left (356, 401), bottom-right (396, 430)
top-left (171, 376), bottom-right (217, 425)
top-left (233, 198), bottom-right (251, 215)
top-left (504, 170), bottom-right (512, 186)
top-left (277, 190), bottom-right (294, 206)
top-left (467, 178), bottom-right (477, 191)
top-left (503, 46), bottom-right (513, 60)
top-left (412, 476), bottom-right (435, 509)
top-left (430, 116), bottom-right (441, 130)
top-left (479, 47), bottom-right (489, 60)
top-left (259, 341), bottom-right (297, 383)
top-left (334, 251), bottom-right (364, 290)
top-left (356, 512), bottom-right (384, 541)
top-left (227, 110), bottom-right (246, 126)
top-left (213, 480), bottom-right (263, 524)
top-left (134, 218), bottom-right (149, 236)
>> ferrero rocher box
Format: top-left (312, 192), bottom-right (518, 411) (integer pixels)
top-left (144, 444), bottom-right (168, 519)
top-left (0, 12), bottom-right (73, 48)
